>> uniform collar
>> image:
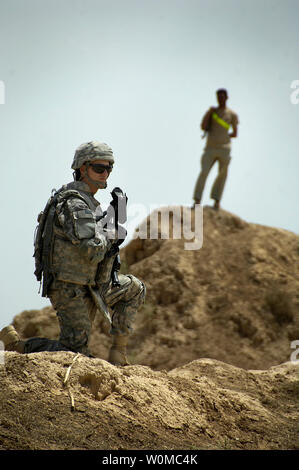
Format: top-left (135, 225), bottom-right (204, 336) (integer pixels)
top-left (67, 180), bottom-right (94, 194)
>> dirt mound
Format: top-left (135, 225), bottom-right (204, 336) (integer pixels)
top-left (122, 206), bottom-right (299, 371)
top-left (0, 352), bottom-right (298, 450)
top-left (3, 205), bottom-right (299, 450)
top-left (14, 207), bottom-right (299, 370)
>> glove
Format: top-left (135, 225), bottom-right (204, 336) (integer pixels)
top-left (104, 228), bottom-right (119, 244)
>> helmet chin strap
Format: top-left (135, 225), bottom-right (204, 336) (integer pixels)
top-left (81, 162), bottom-right (107, 189)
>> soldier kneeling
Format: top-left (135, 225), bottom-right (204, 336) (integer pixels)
top-left (0, 141), bottom-right (146, 366)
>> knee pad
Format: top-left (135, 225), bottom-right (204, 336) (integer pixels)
top-left (127, 275), bottom-right (146, 303)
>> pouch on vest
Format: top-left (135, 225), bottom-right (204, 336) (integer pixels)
top-left (73, 209), bottom-right (96, 239)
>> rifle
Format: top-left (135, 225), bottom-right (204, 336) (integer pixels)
top-left (96, 187), bottom-right (128, 287)
top-left (89, 187), bottom-right (128, 326)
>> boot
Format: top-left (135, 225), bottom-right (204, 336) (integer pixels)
top-left (0, 325), bottom-right (26, 353)
top-left (213, 199), bottom-right (220, 210)
top-left (108, 335), bottom-right (129, 366)
top-left (192, 200), bottom-right (200, 209)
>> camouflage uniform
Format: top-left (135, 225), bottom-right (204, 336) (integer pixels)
top-left (24, 142), bottom-right (146, 362)
top-left (45, 180), bottom-right (145, 356)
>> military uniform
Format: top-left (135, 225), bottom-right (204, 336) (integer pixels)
top-left (45, 180), bottom-right (145, 356)
top-left (0, 142), bottom-right (146, 365)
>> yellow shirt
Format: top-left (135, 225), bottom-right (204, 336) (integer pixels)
top-left (203, 107), bottom-right (239, 150)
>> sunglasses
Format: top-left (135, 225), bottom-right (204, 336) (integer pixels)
top-left (89, 163), bottom-right (113, 174)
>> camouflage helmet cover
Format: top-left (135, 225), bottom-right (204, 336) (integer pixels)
top-left (71, 141), bottom-right (115, 169)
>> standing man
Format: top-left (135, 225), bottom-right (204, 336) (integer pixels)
top-left (0, 141), bottom-right (146, 366)
top-left (193, 89), bottom-right (239, 210)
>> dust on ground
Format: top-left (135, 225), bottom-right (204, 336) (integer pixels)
top-left (2, 206), bottom-right (299, 450)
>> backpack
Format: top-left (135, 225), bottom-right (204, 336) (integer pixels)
top-left (33, 186), bottom-right (97, 297)
top-left (33, 189), bottom-right (61, 297)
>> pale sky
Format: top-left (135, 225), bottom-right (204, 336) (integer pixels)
top-left (0, 0), bottom-right (298, 328)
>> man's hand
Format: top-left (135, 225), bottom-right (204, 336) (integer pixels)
top-left (229, 124), bottom-right (238, 138)
top-left (104, 228), bottom-right (119, 243)
top-left (104, 225), bottom-right (127, 245)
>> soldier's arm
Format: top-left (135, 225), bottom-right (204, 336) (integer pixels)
top-left (56, 197), bottom-right (112, 263)
top-left (201, 107), bottom-right (215, 131)
top-left (229, 113), bottom-right (239, 138)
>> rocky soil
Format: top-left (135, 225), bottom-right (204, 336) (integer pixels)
top-left (1, 206), bottom-right (299, 451)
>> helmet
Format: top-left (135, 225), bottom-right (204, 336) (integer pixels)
top-left (71, 141), bottom-right (115, 170)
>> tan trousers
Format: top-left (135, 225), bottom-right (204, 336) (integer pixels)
top-left (193, 147), bottom-right (231, 202)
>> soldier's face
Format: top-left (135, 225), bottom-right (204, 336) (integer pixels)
top-left (88, 159), bottom-right (111, 183)
top-left (80, 159), bottom-right (112, 192)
